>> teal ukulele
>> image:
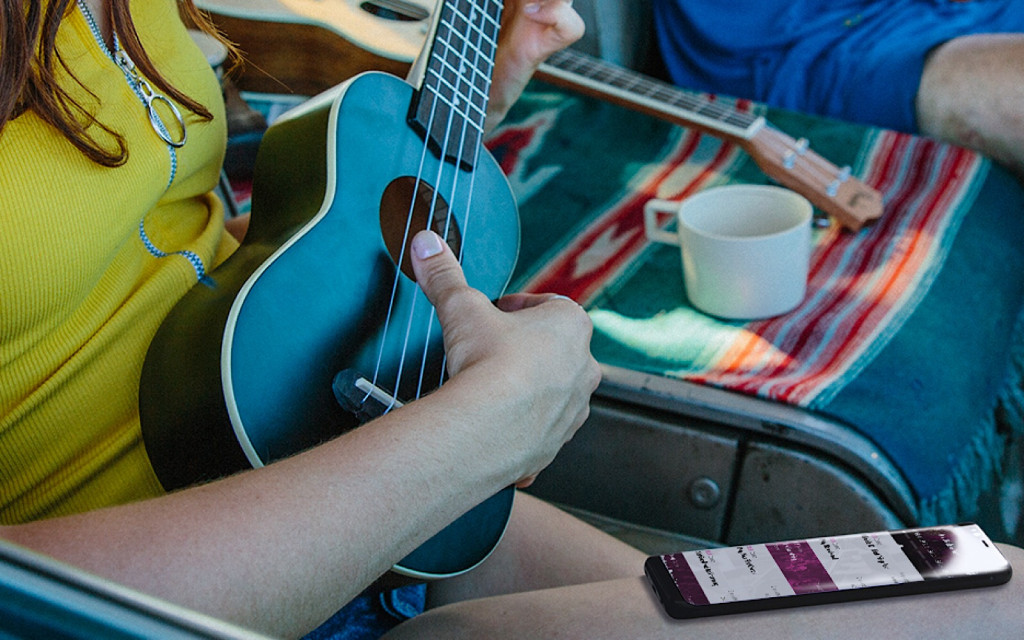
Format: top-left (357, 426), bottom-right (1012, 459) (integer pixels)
top-left (140, 0), bottom-right (518, 579)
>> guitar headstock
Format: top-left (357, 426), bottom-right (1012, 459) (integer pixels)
top-left (745, 125), bottom-right (884, 232)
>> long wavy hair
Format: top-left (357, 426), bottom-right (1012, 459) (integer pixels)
top-left (0, 0), bottom-right (236, 166)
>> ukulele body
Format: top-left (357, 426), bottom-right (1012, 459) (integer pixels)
top-left (140, 71), bottom-right (519, 578)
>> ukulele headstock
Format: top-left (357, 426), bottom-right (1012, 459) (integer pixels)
top-left (747, 125), bottom-right (884, 232)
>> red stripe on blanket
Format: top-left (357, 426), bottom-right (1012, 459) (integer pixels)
top-left (520, 131), bottom-right (740, 301)
top-left (687, 133), bottom-right (980, 404)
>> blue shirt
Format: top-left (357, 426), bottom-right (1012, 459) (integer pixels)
top-left (653, 0), bottom-right (1024, 131)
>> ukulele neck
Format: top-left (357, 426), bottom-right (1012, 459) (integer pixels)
top-left (408, 0), bottom-right (502, 170)
top-left (540, 48), bottom-right (765, 141)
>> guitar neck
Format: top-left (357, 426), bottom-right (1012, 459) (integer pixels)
top-left (409, 0), bottom-right (500, 170)
top-left (537, 49), bottom-right (764, 143)
top-left (538, 49), bottom-right (884, 231)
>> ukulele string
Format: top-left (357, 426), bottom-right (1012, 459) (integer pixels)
top-left (364, 134), bottom-right (435, 412)
top-left (403, 1), bottom-right (480, 403)
top-left (419, 0), bottom-right (500, 396)
top-left (368, 0), bottom-right (498, 411)
top-left (413, 0), bottom-right (499, 397)
top-left (552, 48), bottom-right (756, 131)
top-left (365, 45), bottom-right (449, 409)
top-left (556, 48), bottom-right (862, 216)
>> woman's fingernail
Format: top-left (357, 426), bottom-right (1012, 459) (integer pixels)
top-left (548, 294), bottom-right (577, 304)
top-left (524, 2), bottom-right (541, 14)
top-left (412, 230), bottom-right (445, 260)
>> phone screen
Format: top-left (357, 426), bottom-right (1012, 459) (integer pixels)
top-left (659, 524), bottom-right (1006, 606)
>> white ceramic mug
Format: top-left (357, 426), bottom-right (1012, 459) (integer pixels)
top-left (644, 185), bottom-right (812, 320)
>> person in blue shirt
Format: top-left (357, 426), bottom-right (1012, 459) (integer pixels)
top-left (652, 0), bottom-right (1024, 177)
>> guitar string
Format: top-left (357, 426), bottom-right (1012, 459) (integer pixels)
top-left (368, 0), bottom-right (498, 410)
top-left (420, 0), bottom-right (500, 395)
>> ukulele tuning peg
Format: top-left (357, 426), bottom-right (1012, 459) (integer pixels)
top-left (783, 138), bottom-right (811, 169)
top-left (827, 166), bottom-right (853, 197)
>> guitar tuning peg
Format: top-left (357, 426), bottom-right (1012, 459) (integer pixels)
top-left (783, 149), bottom-right (797, 169)
top-left (827, 166), bottom-right (853, 197)
top-left (784, 138), bottom-right (812, 169)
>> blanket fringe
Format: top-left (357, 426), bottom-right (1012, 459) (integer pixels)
top-left (918, 304), bottom-right (1024, 528)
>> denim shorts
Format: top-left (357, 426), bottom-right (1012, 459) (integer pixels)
top-left (302, 584), bottom-right (426, 640)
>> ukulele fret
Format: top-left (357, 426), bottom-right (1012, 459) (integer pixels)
top-left (430, 37), bottom-right (491, 129)
top-left (411, 0), bottom-right (501, 169)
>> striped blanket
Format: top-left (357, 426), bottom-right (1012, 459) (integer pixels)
top-left (489, 81), bottom-right (1024, 525)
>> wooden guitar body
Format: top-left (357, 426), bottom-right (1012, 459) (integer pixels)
top-left (202, 0), bottom-right (425, 95)
top-left (140, 70), bottom-right (519, 578)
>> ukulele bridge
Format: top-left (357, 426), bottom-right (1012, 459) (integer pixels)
top-left (333, 369), bottom-right (406, 424)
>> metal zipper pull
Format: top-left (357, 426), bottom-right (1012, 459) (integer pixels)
top-left (114, 49), bottom-right (187, 148)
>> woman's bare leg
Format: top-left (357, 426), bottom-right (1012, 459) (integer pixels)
top-left (425, 492), bottom-right (646, 606)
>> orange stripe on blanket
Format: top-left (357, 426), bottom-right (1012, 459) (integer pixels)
top-left (521, 129), bottom-right (743, 301)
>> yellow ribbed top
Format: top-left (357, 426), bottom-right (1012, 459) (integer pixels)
top-left (0, 0), bottom-right (238, 523)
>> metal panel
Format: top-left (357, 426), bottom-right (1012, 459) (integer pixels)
top-left (527, 398), bottom-right (739, 542)
top-left (726, 441), bottom-right (904, 545)
top-left (596, 365), bottom-right (919, 525)
top-left (528, 365), bottom-right (915, 549)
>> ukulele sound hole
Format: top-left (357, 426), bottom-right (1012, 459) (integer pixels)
top-left (380, 176), bottom-right (461, 281)
top-left (359, 0), bottom-right (429, 22)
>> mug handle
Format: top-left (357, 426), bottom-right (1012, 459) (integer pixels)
top-left (643, 199), bottom-right (682, 246)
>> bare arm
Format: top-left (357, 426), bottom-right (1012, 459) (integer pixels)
top-left (0, 231), bottom-right (598, 638)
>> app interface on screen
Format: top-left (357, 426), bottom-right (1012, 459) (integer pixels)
top-left (661, 525), bottom-right (993, 605)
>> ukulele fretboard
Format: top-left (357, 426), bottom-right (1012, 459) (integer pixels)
top-left (411, 0), bottom-right (501, 169)
top-left (541, 48), bottom-right (764, 140)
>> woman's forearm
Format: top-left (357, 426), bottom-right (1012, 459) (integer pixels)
top-left (0, 380), bottom-right (522, 637)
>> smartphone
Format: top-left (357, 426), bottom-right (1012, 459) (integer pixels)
top-left (645, 523), bottom-right (1011, 619)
